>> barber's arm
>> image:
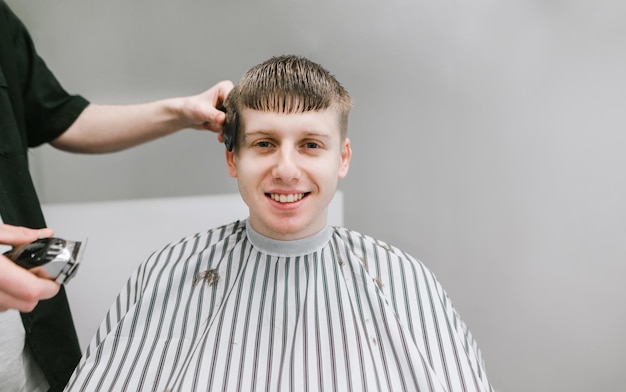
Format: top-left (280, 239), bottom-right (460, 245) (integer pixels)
top-left (0, 225), bottom-right (59, 313)
top-left (50, 80), bottom-right (234, 153)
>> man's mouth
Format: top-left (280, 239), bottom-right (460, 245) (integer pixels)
top-left (268, 193), bottom-right (308, 203)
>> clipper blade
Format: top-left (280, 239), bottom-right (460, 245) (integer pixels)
top-left (56, 238), bottom-right (87, 284)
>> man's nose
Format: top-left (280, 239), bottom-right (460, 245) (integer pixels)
top-left (272, 146), bottom-right (301, 182)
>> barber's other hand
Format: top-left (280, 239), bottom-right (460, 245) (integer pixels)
top-left (0, 224), bottom-right (59, 313)
top-left (180, 80), bottom-right (234, 142)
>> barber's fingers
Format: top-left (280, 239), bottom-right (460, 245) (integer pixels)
top-left (191, 80), bottom-right (234, 133)
top-left (0, 256), bottom-right (60, 313)
top-left (0, 224), bottom-right (54, 246)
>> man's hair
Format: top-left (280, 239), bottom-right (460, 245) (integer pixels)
top-left (223, 55), bottom-right (353, 150)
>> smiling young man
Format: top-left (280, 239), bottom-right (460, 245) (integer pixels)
top-left (65, 55), bottom-right (494, 392)
top-left (228, 108), bottom-right (350, 241)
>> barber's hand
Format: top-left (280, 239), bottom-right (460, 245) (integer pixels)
top-left (0, 224), bottom-right (59, 313)
top-left (180, 80), bottom-right (234, 142)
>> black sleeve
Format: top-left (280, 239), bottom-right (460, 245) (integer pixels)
top-left (0, 1), bottom-right (90, 148)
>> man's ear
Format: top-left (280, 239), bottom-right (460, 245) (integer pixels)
top-left (225, 149), bottom-right (238, 178)
top-left (338, 137), bottom-right (352, 179)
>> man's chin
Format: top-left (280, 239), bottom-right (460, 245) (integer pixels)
top-left (259, 219), bottom-right (313, 241)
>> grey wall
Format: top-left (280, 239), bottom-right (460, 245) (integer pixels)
top-left (8, 0), bottom-right (626, 391)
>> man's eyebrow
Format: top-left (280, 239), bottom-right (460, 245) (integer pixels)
top-left (244, 130), bottom-right (273, 137)
top-left (244, 129), bottom-right (332, 139)
top-left (243, 130), bottom-right (273, 141)
top-left (302, 130), bottom-right (332, 138)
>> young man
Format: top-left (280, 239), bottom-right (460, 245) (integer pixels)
top-left (65, 55), bottom-right (494, 392)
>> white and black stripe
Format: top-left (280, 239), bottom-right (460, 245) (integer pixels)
top-left (65, 220), bottom-right (493, 392)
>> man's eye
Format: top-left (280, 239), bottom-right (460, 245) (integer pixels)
top-left (256, 141), bottom-right (271, 148)
top-left (304, 142), bottom-right (320, 149)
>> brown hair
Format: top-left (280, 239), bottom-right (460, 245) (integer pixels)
top-left (223, 55), bottom-right (353, 151)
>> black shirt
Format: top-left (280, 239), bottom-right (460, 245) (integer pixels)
top-left (0, 2), bottom-right (89, 390)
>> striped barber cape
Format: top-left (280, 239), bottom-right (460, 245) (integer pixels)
top-left (65, 220), bottom-right (494, 392)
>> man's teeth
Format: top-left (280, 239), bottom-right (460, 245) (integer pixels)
top-left (270, 193), bottom-right (304, 203)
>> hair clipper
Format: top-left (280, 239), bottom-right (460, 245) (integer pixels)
top-left (4, 237), bottom-right (86, 284)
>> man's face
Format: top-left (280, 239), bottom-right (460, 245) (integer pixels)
top-left (226, 108), bottom-right (351, 241)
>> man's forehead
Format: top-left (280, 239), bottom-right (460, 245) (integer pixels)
top-left (240, 108), bottom-right (341, 136)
